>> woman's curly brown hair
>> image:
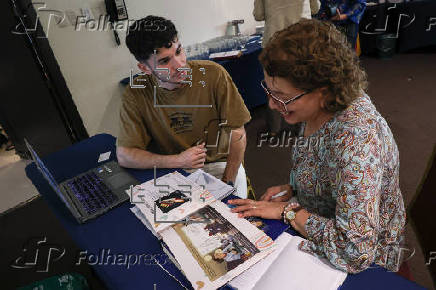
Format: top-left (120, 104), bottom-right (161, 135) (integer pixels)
top-left (259, 19), bottom-right (368, 112)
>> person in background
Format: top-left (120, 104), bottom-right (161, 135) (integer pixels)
top-left (317, 0), bottom-right (366, 49)
top-left (253, 0), bottom-right (320, 135)
top-left (229, 19), bottom-right (406, 273)
top-left (118, 16), bottom-right (251, 198)
top-left (253, 0), bottom-right (321, 46)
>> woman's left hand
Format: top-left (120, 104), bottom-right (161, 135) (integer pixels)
top-left (227, 199), bottom-right (288, 219)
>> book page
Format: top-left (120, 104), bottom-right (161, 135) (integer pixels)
top-left (130, 171), bottom-right (216, 234)
top-left (250, 233), bottom-right (347, 290)
top-left (229, 232), bottom-right (293, 290)
top-left (161, 201), bottom-right (275, 290)
top-left (187, 169), bottom-right (235, 200)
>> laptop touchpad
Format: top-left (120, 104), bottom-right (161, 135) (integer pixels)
top-left (106, 172), bottom-right (135, 189)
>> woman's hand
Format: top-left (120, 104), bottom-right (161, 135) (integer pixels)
top-left (227, 199), bottom-right (288, 219)
top-left (260, 184), bottom-right (293, 202)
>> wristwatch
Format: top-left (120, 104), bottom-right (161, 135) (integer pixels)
top-left (281, 203), bottom-right (302, 225)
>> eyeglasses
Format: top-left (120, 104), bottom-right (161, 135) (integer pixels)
top-left (260, 80), bottom-right (310, 113)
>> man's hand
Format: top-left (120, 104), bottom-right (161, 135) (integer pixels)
top-left (331, 8), bottom-right (347, 21)
top-left (227, 199), bottom-right (288, 219)
top-left (177, 143), bottom-right (207, 168)
top-left (260, 184), bottom-right (293, 202)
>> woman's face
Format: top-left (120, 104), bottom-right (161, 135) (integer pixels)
top-left (263, 73), bottom-right (327, 125)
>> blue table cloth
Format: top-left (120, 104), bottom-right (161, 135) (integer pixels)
top-left (25, 134), bottom-right (425, 290)
top-left (215, 41), bottom-right (266, 110)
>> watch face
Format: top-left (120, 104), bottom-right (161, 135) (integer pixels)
top-left (286, 210), bottom-right (296, 221)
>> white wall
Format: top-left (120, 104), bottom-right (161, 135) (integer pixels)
top-left (35, 0), bottom-right (260, 137)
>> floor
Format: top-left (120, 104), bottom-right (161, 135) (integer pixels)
top-left (1, 52), bottom-right (435, 289)
top-left (0, 146), bottom-right (38, 214)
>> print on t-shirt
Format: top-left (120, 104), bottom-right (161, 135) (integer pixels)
top-left (169, 112), bottom-right (193, 134)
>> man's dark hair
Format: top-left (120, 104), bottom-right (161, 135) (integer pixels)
top-left (126, 15), bottom-right (178, 62)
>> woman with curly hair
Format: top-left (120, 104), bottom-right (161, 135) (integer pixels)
top-left (229, 19), bottom-right (406, 273)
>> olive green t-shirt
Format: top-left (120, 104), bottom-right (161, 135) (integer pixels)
top-left (117, 60), bottom-right (251, 162)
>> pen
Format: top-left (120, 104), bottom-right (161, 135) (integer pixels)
top-left (192, 139), bottom-right (203, 146)
top-left (113, 30), bottom-right (120, 46)
top-left (271, 190), bottom-right (287, 199)
top-left (110, 22), bottom-right (121, 46)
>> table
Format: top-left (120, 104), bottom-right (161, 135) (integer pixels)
top-left (25, 134), bottom-right (425, 290)
top-left (215, 41), bottom-right (266, 110)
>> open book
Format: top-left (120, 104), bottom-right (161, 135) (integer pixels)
top-left (129, 171), bottom-right (275, 290)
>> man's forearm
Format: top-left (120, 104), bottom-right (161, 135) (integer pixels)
top-left (222, 128), bottom-right (246, 183)
top-left (116, 147), bottom-right (181, 169)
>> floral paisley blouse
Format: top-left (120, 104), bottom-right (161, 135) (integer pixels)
top-left (290, 94), bottom-right (406, 273)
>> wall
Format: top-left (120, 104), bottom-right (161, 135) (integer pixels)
top-left (35, 0), bottom-right (261, 137)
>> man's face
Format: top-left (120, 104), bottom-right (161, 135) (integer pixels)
top-left (146, 40), bottom-right (188, 84)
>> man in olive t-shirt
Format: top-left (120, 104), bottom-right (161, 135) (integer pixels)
top-left (117, 16), bottom-right (251, 197)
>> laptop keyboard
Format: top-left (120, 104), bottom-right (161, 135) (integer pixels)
top-left (67, 172), bottom-right (118, 214)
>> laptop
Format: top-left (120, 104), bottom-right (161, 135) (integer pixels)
top-left (25, 139), bottom-right (139, 223)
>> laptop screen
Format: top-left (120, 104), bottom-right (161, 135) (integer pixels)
top-left (24, 139), bottom-right (71, 207)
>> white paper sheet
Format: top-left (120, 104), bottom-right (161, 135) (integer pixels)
top-left (230, 233), bottom-right (347, 290)
top-left (187, 169), bottom-right (235, 200)
top-left (130, 171), bottom-right (216, 234)
top-left (97, 151), bottom-right (111, 163)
